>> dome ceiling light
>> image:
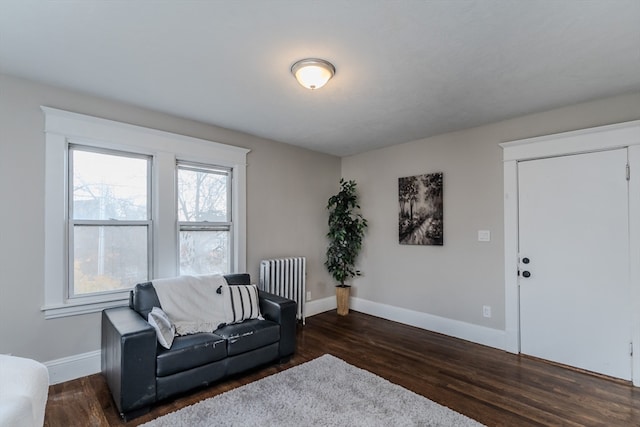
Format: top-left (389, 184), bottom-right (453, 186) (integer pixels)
top-left (291, 58), bottom-right (335, 90)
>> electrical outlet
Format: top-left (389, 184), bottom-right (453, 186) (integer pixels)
top-left (483, 305), bottom-right (492, 318)
top-left (306, 291), bottom-right (311, 301)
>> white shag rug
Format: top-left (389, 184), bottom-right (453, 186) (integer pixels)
top-left (140, 354), bottom-right (485, 427)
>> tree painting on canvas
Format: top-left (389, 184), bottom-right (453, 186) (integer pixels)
top-left (398, 173), bottom-right (443, 245)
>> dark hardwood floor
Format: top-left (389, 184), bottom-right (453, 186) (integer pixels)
top-left (45, 310), bottom-right (640, 426)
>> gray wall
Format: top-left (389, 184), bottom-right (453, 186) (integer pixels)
top-left (2, 71), bottom-right (638, 363)
top-left (0, 73), bottom-right (340, 361)
top-left (342, 92), bottom-right (640, 330)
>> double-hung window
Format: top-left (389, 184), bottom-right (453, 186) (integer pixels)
top-left (177, 162), bottom-right (232, 275)
top-left (69, 146), bottom-right (152, 297)
top-left (43, 107), bottom-right (248, 319)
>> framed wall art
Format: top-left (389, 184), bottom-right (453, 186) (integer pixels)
top-left (398, 172), bottom-right (443, 245)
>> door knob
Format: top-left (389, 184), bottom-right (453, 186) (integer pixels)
top-left (522, 271), bottom-right (531, 278)
top-left (522, 257), bottom-right (530, 264)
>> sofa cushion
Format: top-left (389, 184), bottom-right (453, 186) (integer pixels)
top-left (130, 282), bottom-right (160, 320)
top-left (156, 333), bottom-right (226, 377)
top-left (224, 273), bottom-right (251, 285)
top-left (215, 319), bottom-right (280, 356)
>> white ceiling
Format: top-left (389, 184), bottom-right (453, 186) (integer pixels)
top-left (1, 1), bottom-right (639, 157)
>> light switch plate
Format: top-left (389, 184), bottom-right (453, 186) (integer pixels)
top-left (478, 230), bottom-right (491, 242)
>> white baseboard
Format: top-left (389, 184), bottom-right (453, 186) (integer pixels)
top-left (46, 296), bottom-right (505, 385)
top-left (350, 297), bottom-right (506, 350)
top-left (306, 295), bottom-right (506, 351)
top-left (305, 295), bottom-right (336, 317)
top-left (45, 350), bottom-right (101, 385)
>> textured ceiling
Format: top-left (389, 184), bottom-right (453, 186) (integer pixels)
top-left (1, 0), bottom-right (639, 156)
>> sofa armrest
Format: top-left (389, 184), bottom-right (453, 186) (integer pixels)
top-left (259, 291), bottom-right (297, 358)
top-left (101, 307), bottom-right (157, 418)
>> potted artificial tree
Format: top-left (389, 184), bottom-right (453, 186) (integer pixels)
top-left (325, 179), bottom-right (368, 315)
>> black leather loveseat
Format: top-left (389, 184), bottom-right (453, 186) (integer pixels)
top-left (101, 274), bottom-right (297, 420)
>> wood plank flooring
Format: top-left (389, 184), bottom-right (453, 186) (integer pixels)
top-left (44, 310), bottom-right (640, 426)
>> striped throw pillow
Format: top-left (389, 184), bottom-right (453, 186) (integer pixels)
top-left (227, 284), bottom-right (262, 324)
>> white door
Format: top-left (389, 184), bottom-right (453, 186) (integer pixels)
top-left (518, 148), bottom-right (632, 380)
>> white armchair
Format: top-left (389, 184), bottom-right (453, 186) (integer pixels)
top-left (0, 355), bottom-right (49, 427)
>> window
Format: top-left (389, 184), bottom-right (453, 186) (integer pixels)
top-left (69, 146), bottom-right (151, 297)
top-left (43, 107), bottom-right (249, 318)
top-left (177, 162), bottom-right (231, 275)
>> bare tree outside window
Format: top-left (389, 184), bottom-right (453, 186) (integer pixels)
top-left (70, 147), bottom-right (150, 296)
top-left (177, 163), bottom-right (231, 275)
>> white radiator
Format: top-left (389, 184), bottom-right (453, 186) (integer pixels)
top-left (259, 257), bottom-right (306, 324)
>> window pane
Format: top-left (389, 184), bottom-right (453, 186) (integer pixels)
top-left (178, 167), bottom-right (228, 222)
top-left (179, 230), bottom-right (229, 275)
top-left (73, 226), bottom-right (148, 295)
top-left (72, 149), bottom-right (149, 220)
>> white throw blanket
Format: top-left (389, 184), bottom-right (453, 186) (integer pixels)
top-left (152, 274), bottom-right (229, 335)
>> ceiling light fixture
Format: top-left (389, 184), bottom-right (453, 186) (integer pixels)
top-left (291, 58), bottom-right (335, 90)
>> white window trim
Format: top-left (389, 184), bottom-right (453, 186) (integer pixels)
top-left (42, 106), bottom-right (250, 319)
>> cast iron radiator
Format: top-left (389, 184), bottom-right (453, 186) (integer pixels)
top-left (259, 257), bottom-right (306, 324)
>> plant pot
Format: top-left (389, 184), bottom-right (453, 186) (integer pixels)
top-left (336, 286), bottom-right (350, 316)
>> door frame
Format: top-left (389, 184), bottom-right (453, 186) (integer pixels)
top-left (500, 120), bottom-right (640, 385)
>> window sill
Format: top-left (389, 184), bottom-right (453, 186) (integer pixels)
top-left (42, 296), bottom-right (129, 319)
